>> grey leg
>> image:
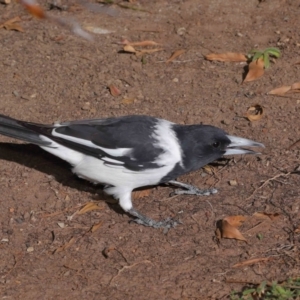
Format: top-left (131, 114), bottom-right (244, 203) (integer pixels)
top-left (127, 208), bottom-right (179, 229)
top-left (168, 180), bottom-right (218, 196)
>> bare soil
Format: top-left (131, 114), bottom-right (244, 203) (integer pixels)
top-left (0, 0), bottom-right (300, 299)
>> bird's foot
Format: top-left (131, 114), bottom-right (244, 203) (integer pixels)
top-left (128, 208), bottom-right (180, 229)
top-left (168, 180), bottom-right (217, 196)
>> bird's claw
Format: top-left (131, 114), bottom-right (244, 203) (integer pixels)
top-left (132, 217), bottom-right (180, 230)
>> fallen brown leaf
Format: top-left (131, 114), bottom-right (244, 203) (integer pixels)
top-left (90, 221), bottom-right (103, 233)
top-left (218, 220), bottom-right (247, 242)
top-left (268, 86), bottom-right (291, 96)
top-left (78, 202), bottom-right (103, 215)
top-left (4, 23), bottom-right (24, 32)
top-left (291, 82), bottom-right (300, 90)
top-left (22, 2), bottom-right (46, 19)
top-left (124, 40), bottom-right (159, 47)
top-left (108, 84), bottom-right (121, 97)
top-left (205, 52), bottom-right (247, 62)
top-left (245, 104), bottom-right (264, 122)
top-left (121, 98), bottom-right (135, 104)
top-left (166, 49), bottom-right (186, 63)
top-left (54, 237), bottom-right (75, 253)
top-left (0, 16), bottom-right (24, 32)
top-left (243, 58), bottom-right (265, 82)
top-left (224, 215), bottom-right (247, 227)
top-left (123, 45), bottom-right (136, 53)
top-left (233, 257), bottom-right (272, 268)
top-left (253, 212), bottom-right (280, 221)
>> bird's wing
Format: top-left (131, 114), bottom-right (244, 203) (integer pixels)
top-left (25, 116), bottom-right (168, 171)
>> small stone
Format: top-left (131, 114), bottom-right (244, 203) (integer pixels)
top-left (13, 91), bottom-right (19, 97)
top-left (177, 27), bottom-right (186, 35)
top-left (172, 78), bottom-right (179, 82)
top-left (229, 180), bottom-right (238, 186)
top-left (57, 222), bottom-right (65, 228)
top-left (236, 32), bottom-right (243, 37)
top-left (81, 102), bottom-right (91, 111)
top-left (1, 238), bottom-right (9, 242)
top-left (27, 246), bottom-right (34, 252)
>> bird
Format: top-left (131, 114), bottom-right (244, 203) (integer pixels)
top-left (0, 114), bottom-right (264, 228)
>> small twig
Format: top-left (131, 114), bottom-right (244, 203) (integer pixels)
top-left (246, 171), bottom-right (291, 200)
top-left (109, 260), bottom-right (152, 285)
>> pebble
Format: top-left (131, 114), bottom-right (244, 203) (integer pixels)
top-left (81, 102), bottom-right (91, 111)
top-left (12, 90), bottom-right (19, 97)
top-left (177, 27), bottom-right (186, 35)
top-left (229, 180), bottom-right (238, 186)
top-left (27, 246), bottom-right (34, 252)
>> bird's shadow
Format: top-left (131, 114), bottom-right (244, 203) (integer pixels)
top-left (0, 143), bottom-right (124, 214)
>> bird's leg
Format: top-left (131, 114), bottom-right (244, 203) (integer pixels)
top-left (127, 208), bottom-right (179, 229)
top-left (104, 186), bottom-right (179, 229)
top-left (168, 180), bottom-right (217, 196)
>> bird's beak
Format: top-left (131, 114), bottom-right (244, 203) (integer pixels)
top-left (224, 135), bottom-right (265, 155)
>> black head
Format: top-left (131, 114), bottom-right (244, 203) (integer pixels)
top-left (173, 124), bottom-right (264, 174)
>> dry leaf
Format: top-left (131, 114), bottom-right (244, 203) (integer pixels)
top-left (203, 165), bottom-right (215, 175)
top-left (0, 16), bottom-right (24, 32)
top-left (132, 188), bottom-right (152, 200)
top-left (22, 2), bottom-right (46, 19)
top-left (90, 221), bottom-right (103, 233)
top-left (245, 104), bottom-right (264, 122)
top-left (268, 86), bottom-right (291, 96)
top-left (121, 98), bottom-right (135, 104)
top-left (108, 85), bottom-right (121, 97)
top-left (205, 52), bottom-right (247, 62)
top-left (78, 202), bottom-right (103, 215)
top-left (4, 23), bottom-right (24, 32)
top-left (54, 237), bottom-right (75, 253)
top-left (124, 40), bottom-right (159, 47)
top-left (166, 49), bottom-right (186, 63)
top-left (291, 82), bottom-right (300, 90)
top-left (233, 257), bottom-right (272, 268)
top-left (224, 215), bottom-right (247, 227)
top-left (253, 212), bottom-right (280, 221)
top-left (219, 220), bottom-right (247, 242)
top-left (243, 58), bottom-right (265, 82)
top-left (123, 45), bottom-right (136, 53)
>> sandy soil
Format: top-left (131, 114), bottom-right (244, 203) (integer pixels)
top-left (0, 0), bottom-right (300, 299)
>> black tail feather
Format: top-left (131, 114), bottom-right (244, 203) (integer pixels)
top-left (0, 114), bottom-right (51, 146)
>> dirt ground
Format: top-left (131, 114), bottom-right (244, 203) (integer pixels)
top-left (0, 0), bottom-right (300, 299)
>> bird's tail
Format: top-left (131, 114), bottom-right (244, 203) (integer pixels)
top-left (0, 114), bottom-right (51, 146)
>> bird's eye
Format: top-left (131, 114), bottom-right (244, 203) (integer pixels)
top-left (212, 141), bottom-right (220, 148)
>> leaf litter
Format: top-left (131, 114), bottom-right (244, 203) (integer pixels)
top-left (268, 81), bottom-right (300, 96)
top-left (216, 215), bottom-right (247, 242)
top-left (245, 104), bottom-right (264, 122)
top-left (166, 49), bottom-right (186, 63)
top-left (243, 57), bottom-right (265, 82)
top-left (0, 16), bottom-right (24, 32)
top-left (205, 52), bottom-right (247, 62)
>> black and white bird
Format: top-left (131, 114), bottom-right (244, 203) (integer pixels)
top-left (0, 114), bottom-right (264, 228)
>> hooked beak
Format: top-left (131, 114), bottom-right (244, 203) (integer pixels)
top-left (224, 135), bottom-right (265, 155)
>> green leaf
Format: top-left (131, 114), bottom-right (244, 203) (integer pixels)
top-left (242, 288), bottom-right (256, 295)
top-left (263, 53), bottom-right (270, 69)
top-left (252, 51), bottom-right (263, 61)
top-left (264, 47), bottom-right (281, 58)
